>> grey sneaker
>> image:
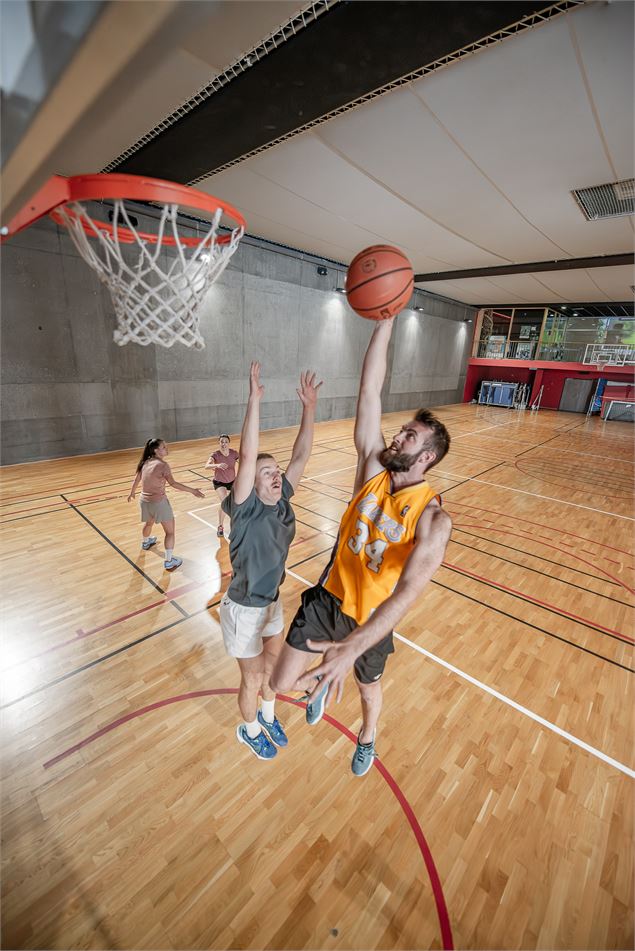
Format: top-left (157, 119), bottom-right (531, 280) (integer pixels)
top-left (304, 677), bottom-right (329, 725)
top-left (351, 733), bottom-right (377, 777)
top-left (164, 556), bottom-right (183, 571)
top-left (142, 536), bottom-right (157, 550)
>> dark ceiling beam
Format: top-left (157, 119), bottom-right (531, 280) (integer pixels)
top-left (415, 253), bottom-right (635, 282)
top-left (118, 1), bottom-right (551, 182)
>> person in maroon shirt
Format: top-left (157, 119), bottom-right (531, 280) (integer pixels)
top-left (205, 434), bottom-right (239, 538)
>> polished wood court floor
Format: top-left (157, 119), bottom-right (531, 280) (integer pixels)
top-left (1, 404), bottom-right (633, 950)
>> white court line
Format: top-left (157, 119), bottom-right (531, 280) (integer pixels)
top-left (525, 445), bottom-right (635, 465)
top-left (306, 452), bottom-right (634, 521)
top-left (436, 470), bottom-right (635, 521)
top-left (188, 502), bottom-right (220, 530)
top-left (305, 463), bottom-right (356, 481)
top-left (304, 420), bottom-right (517, 480)
top-left (285, 568), bottom-right (635, 779)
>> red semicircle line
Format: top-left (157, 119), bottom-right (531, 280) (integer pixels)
top-left (448, 522), bottom-right (635, 598)
top-left (447, 500), bottom-right (635, 563)
top-left (42, 688), bottom-right (454, 951)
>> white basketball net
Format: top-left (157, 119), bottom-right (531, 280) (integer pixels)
top-left (55, 200), bottom-right (243, 349)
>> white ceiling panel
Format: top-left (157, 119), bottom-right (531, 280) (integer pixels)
top-left (412, 7), bottom-right (631, 257)
top-left (503, 268), bottom-right (615, 302)
top-left (200, 165), bottom-right (382, 260)
top-left (209, 134), bottom-right (517, 269)
top-left (181, 2), bottom-right (306, 67)
top-left (318, 86), bottom-right (569, 263)
top-left (570, 1), bottom-right (635, 181)
top-left (576, 265), bottom-right (635, 301)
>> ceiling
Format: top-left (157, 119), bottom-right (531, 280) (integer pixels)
top-left (3, 0), bottom-right (634, 308)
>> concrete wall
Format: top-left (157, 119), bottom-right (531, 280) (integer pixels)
top-left (1, 211), bottom-right (475, 464)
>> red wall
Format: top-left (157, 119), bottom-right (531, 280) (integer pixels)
top-left (464, 359), bottom-right (635, 409)
top-left (464, 364), bottom-right (532, 401)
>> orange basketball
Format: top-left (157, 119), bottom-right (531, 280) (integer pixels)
top-left (345, 245), bottom-right (414, 320)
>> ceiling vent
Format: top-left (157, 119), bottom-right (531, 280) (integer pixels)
top-left (572, 178), bottom-right (635, 220)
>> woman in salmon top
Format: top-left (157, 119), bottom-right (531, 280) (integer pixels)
top-left (205, 434), bottom-right (239, 538)
top-left (128, 438), bottom-right (204, 571)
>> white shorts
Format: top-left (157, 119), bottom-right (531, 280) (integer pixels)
top-left (219, 595), bottom-right (284, 659)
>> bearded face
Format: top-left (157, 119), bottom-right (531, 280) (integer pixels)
top-left (379, 445), bottom-right (425, 472)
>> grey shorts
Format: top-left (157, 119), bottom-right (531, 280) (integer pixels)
top-left (140, 498), bottom-right (174, 523)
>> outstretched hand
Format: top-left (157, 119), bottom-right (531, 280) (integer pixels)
top-left (249, 361), bottom-right (264, 400)
top-left (305, 638), bottom-right (357, 705)
top-left (297, 370), bottom-right (323, 408)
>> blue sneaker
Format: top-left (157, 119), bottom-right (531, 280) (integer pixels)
top-left (351, 733), bottom-right (377, 777)
top-left (164, 556), bottom-right (182, 571)
top-left (236, 725), bottom-right (277, 760)
top-left (257, 711), bottom-right (288, 747)
top-left (142, 536), bottom-right (157, 550)
top-left (304, 677), bottom-right (329, 726)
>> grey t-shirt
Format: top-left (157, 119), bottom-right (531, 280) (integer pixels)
top-left (221, 475), bottom-right (296, 607)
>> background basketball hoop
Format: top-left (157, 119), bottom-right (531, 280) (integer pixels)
top-left (1, 174), bottom-right (246, 349)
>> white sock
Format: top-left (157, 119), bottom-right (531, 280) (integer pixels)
top-left (165, 549), bottom-right (173, 561)
top-left (261, 699), bottom-right (275, 723)
top-left (245, 719), bottom-right (260, 739)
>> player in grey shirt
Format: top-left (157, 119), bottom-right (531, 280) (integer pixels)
top-left (220, 361), bottom-right (322, 760)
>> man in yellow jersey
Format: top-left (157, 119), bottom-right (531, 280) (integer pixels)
top-left (270, 316), bottom-right (452, 776)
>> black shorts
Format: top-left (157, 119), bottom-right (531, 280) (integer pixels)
top-left (213, 479), bottom-right (234, 491)
top-left (286, 584), bottom-right (394, 684)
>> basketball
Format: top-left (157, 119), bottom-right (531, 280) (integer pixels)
top-left (345, 245), bottom-right (414, 320)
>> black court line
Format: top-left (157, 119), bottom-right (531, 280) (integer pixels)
top-left (294, 515), bottom-right (338, 539)
top-left (1, 507), bottom-right (70, 524)
top-left (452, 530), bottom-right (629, 599)
top-left (0, 543), bottom-right (334, 708)
top-left (302, 474), bottom-right (635, 640)
top-left (61, 494), bottom-right (188, 617)
top-left (441, 565), bottom-right (632, 648)
top-left (513, 434), bottom-right (564, 458)
top-left (514, 461), bottom-right (634, 491)
top-left (431, 580), bottom-right (634, 674)
top-left (290, 545), bottom-right (334, 570)
top-left (438, 462), bottom-right (508, 492)
top-left (1, 461), bottom-right (214, 508)
top-left (293, 501), bottom-right (342, 524)
top-left (301, 483), bottom-right (352, 505)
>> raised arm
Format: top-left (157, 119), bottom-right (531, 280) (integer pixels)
top-left (232, 361), bottom-right (264, 504)
top-left (127, 471), bottom-right (141, 503)
top-left (285, 371), bottom-right (323, 490)
top-left (353, 317), bottom-right (395, 491)
top-left (304, 501), bottom-right (452, 703)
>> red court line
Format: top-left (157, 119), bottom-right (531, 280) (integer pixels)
top-left (443, 559), bottom-right (634, 644)
top-left (513, 460), bottom-right (634, 501)
top-left (0, 462), bottom-right (213, 506)
top-left (448, 500), bottom-right (635, 562)
top-left (42, 688), bottom-right (454, 950)
top-left (449, 521), bottom-right (635, 598)
top-left (8, 532), bottom-right (323, 669)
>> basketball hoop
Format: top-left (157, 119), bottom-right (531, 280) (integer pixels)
top-left (1, 174), bottom-right (246, 349)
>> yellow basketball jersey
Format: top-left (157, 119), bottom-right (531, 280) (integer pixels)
top-left (321, 469), bottom-right (440, 624)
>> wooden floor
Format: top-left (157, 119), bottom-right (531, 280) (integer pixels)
top-left (1, 404), bottom-right (633, 951)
